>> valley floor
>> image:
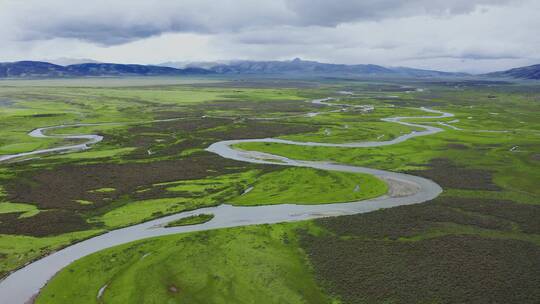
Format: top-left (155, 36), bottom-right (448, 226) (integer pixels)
top-left (0, 77), bottom-right (538, 303)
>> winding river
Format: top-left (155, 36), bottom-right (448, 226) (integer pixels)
top-left (0, 96), bottom-right (452, 303)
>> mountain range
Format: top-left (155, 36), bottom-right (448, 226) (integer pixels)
top-left (0, 61), bottom-right (212, 78)
top-left (0, 59), bottom-right (539, 79)
top-left (484, 64), bottom-right (540, 80)
top-left (164, 58), bottom-right (467, 77)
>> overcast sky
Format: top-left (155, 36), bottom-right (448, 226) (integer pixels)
top-left (0, 0), bottom-right (539, 73)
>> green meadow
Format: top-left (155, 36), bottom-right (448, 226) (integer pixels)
top-left (0, 78), bottom-right (538, 303)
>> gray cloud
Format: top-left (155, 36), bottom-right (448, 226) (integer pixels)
top-left (0, 0), bottom-right (519, 45)
top-left (0, 0), bottom-right (538, 73)
top-left (285, 0), bottom-right (517, 26)
top-left (1, 1), bottom-right (292, 44)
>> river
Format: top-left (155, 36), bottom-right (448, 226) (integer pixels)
top-left (0, 96), bottom-right (450, 303)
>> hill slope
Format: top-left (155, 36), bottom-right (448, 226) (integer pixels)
top-left (206, 58), bottom-right (465, 77)
top-left (0, 58), bottom-right (477, 78)
top-left (0, 61), bottom-right (67, 78)
top-left (0, 61), bottom-right (214, 78)
top-left (484, 64), bottom-right (540, 80)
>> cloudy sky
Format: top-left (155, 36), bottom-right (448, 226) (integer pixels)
top-left (0, 0), bottom-right (539, 73)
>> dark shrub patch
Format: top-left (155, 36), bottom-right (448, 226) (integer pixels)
top-left (5, 152), bottom-right (259, 211)
top-left (152, 117), bottom-right (229, 133)
top-left (301, 235), bottom-right (540, 304)
top-left (201, 99), bottom-right (323, 114)
top-left (316, 197), bottom-right (513, 239)
top-left (408, 158), bottom-right (500, 191)
top-left (203, 120), bottom-right (318, 141)
top-left (28, 113), bottom-right (63, 118)
top-left (110, 117), bottom-right (318, 159)
top-left (302, 196), bottom-right (540, 303)
top-left (0, 210), bottom-right (90, 236)
top-left (438, 197), bottom-right (540, 234)
top-left (190, 80), bottom-right (319, 88)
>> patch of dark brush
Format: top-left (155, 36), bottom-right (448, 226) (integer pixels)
top-left (188, 80), bottom-right (320, 89)
top-left (407, 158), bottom-right (501, 191)
top-left (200, 99), bottom-right (324, 113)
top-left (0, 210), bottom-right (90, 236)
top-left (4, 152), bottom-right (263, 211)
top-left (300, 234), bottom-right (540, 304)
top-left (438, 197), bottom-right (540, 234)
top-left (114, 118), bottom-right (318, 159)
top-left (131, 183), bottom-right (231, 201)
top-left (314, 197), bottom-right (514, 240)
top-left (300, 196), bottom-right (540, 304)
top-left (26, 113), bottom-right (63, 118)
top-left (202, 120), bottom-right (318, 141)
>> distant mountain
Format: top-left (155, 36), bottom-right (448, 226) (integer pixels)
top-left (159, 61), bottom-right (228, 69)
top-left (484, 64), bottom-right (540, 80)
top-left (46, 57), bottom-right (102, 66)
top-left (389, 66), bottom-right (468, 77)
top-left (207, 58), bottom-right (394, 75)
top-left (0, 58), bottom-right (479, 79)
top-left (0, 61), bottom-right (214, 78)
top-left (0, 61), bottom-right (68, 78)
top-left (173, 58), bottom-right (465, 77)
top-left (63, 63), bottom-right (212, 76)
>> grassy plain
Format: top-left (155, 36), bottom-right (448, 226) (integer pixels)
top-left (0, 78), bottom-right (390, 277)
top-left (2, 78), bottom-right (539, 303)
top-left (231, 167), bottom-right (387, 205)
top-left (165, 213), bottom-right (215, 227)
top-left (36, 223), bottom-right (335, 304)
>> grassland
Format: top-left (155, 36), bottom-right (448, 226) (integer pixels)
top-left (235, 89), bottom-right (540, 202)
top-left (36, 223), bottom-right (335, 304)
top-left (231, 167), bottom-right (387, 206)
top-left (165, 214), bottom-right (215, 227)
top-left (0, 79), bottom-right (392, 277)
top-left (2, 78), bottom-right (539, 303)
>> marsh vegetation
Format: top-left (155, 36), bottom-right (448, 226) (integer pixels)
top-left (0, 78), bottom-right (538, 303)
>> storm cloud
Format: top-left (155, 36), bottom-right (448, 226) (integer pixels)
top-left (285, 0), bottom-right (517, 26)
top-left (1, 0), bottom-right (518, 45)
top-left (0, 0), bottom-right (538, 73)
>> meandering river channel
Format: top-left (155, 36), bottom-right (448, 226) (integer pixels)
top-left (0, 96), bottom-right (452, 303)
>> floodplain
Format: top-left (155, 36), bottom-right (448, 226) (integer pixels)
top-left (0, 77), bottom-right (538, 304)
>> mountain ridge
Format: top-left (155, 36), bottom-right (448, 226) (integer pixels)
top-left (483, 64), bottom-right (540, 80)
top-left (172, 58), bottom-right (469, 77)
top-left (0, 61), bottom-right (213, 78)
top-left (1, 59), bottom-right (538, 79)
